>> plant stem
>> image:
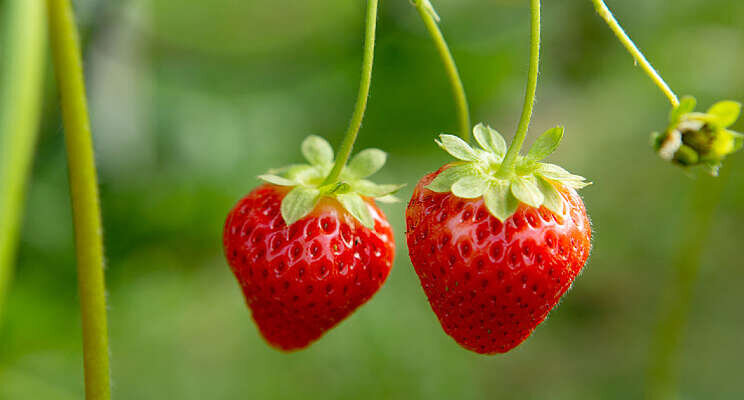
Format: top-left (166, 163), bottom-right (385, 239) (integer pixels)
top-left (591, 0), bottom-right (679, 107)
top-left (0, 0), bottom-right (47, 324)
top-left (322, 0), bottom-right (379, 186)
top-left (645, 174), bottom-right (725, 400)
top-left (414, 0), bottom-right (471, 141)
top-left (499, 0), bottom-right (541, 176)
top-left (46, 1), bottom-right (111, 399)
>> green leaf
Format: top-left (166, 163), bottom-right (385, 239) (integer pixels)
top-left (337, 193), bottom-right (374, 228)
top-left (286, 165), bottom-right (323, 185)
top-left (327, 182), bottom-right (352, 194)
top-left (281, 186), bottom-right (320, 226)
top-left (537, 177), bottom-right (563, 215)
top-left (426, 164), bottom-right (478, 192)
top-left (258, 174), bottom-right (297, 186)
top-left (436, 134), bottom-right (481, 162)
top-left (670, 96), bottom-right (697, 123)
top-left (707, 100), bottom-right (742, 128)
top-left (483, 181), bottom-right (519, 222)
top-left (301, 135), bottom-right (334, 166)
top-left (511, 176), bottom-right (544, 208)
top-left (473, 123), bottom-right (507, 155)
top-left (451, 175), bottom-right (489, 199)
top-left (526, 126), bottom-right (564, 161)
top-left (353, 180), bottom-right (405, 197)
top-left (347, 148), bottom-right (387, 178)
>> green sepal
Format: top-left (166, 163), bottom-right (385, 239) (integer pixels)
top-left (473, 123), bottom-right (507, 156)
top-left (707, 100), bottom-right (742, 128)
top-left (427, 122), bottom-right (590, 222)
top-left (337, 193), bottom-right (374, 229)
top-left (426, 163), bottom-right (479, 192)
top-left (436, 134), bottom-right (481, 162)
top-left (347, 148), bottom-right (387, 178)
top-left (452, 175), bottom-right (490, 199)
top-left (281, 186), bottom-right (321, 226)
top-left (526, 126), bottom-right (564, 161)
top-left (258, 174), bottom-right (297, 186)
top-left (670, 96), bottom-right (697, 123)
top-left (484, 181), bottom-right (519, 222)
top-left (262, 135), bottom-right (401, 227)
top-left (301, 135), bottom-right (334, 166)
top-left (537, 177), bottom-right (563, 215)
top-left (511, 176), bottom-right (544, 208)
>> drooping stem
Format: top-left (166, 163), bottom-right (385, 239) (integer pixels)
top-left (499, 0), bottom-right (541, 176)
top-left (591, 0), bottom-right (679, 107)
top-left (323, 0), bottom-right (379, 186)
top-left (414, 0), bottom-right (471, 141)
top-left (46, 1), bottom-right (111, 399)
top-left (645, 175), bottom-right (725, 400)
top-left (0, 0), bottom-right (47, 323)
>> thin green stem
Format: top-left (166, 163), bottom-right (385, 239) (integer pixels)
top-left (499, 0), bottom-right (541, 176)
top-left (46, 1), bottom-right (111, 399)
top-left (591, 0), bottom-right (679, 107)
top-left (645, 175), bottom-right (725, 400)
top-left (322, 0), bottom-right (379, 186)
top-left (0, 0), bottom-right (47, 324)
top-left (414, 0), bottom-right (471, 141)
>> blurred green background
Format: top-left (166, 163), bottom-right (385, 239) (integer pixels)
top-left (1, 0), bottom-right (743, 398)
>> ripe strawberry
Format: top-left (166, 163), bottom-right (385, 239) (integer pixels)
top-left (224, 136), bottom-right (401, 351)
top-left (406, 124), bottom-right (592, 354)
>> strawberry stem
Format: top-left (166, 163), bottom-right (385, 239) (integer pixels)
top-left (414, 0), bottom-right (471, 141)
top-left (591, 0), bottom-right (680, 107)
top-left (47, 0), bottom-right (112, 398)
top-left (498, 0), bottom-right (541, 177)
top-left (0, 0), bottom-right (46, 324)
top-left (646, 175), bottom-right (725, 399)
top-left (322, 0), bottom-right (379, 186)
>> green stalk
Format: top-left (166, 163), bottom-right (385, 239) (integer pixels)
top-left (414, 0), bottom-right (471, 141)
top-left (322, 0), bottom-right (379, 186)
top-left (645, 175), bottom-right (725, 400)
top-left (0, 0), bottom-right (47, 323)
top-left (46, 1), bottom-right (111, 399)
top-left (591, 0), bottom-right (679, 107)
top-left (498, 0), bottom-right (541, 176)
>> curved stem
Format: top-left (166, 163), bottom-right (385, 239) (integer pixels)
top-left (323, 0), bottom-right (379, 186)
top-left (46, 1), bottom-right (111, 399)
top-left (414, 0), bottom-right (471, 141)
top-left (499, 0), bottom-right (541, 175)
top-left (591, 0), bottom-right (679, 107)
top-left (646, 175), bottom-right (725, 400)
top-left (0, 0), bottom-right (47, 324)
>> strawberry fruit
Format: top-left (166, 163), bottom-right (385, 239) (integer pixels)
top-left (406, 124), bottom-right (592, 354)
top-left (223, 136), bottom-right (401, 351)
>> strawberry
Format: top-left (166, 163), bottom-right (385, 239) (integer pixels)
top-left (224, 136), bottom-right (401, 351)
top-left (406, 124), bottom-right (592, 354)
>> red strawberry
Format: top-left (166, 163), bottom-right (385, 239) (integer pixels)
top-left (224, 136), bottom-right (401, 351)
top-left (406, 125), bottom-right (592, 354)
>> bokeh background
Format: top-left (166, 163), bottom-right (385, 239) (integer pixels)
top-left (1, 0), bottom-right (743, 398)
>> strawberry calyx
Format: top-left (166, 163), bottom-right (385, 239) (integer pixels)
top-left (651, 96), bottom-right (743, 176)
top-left (259, 135), bottom-right (403, 228)
top-left (426, 123), bottom-right (591, 222)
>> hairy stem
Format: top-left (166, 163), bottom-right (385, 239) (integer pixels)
top-left (591, 0), bottom-right (679, 107)
top-left (0, 0), bottom-right (47, 324)
top-left (47, 0), bottom-right (111, 399)
top-left (414, 0), bottom-right (471, 141)
top-left (323, 0), bottom-right (379, 185)
top-left (499, 0), bottom-right (541, 175)
top-left (645, 175), bottom-right (725, 400)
